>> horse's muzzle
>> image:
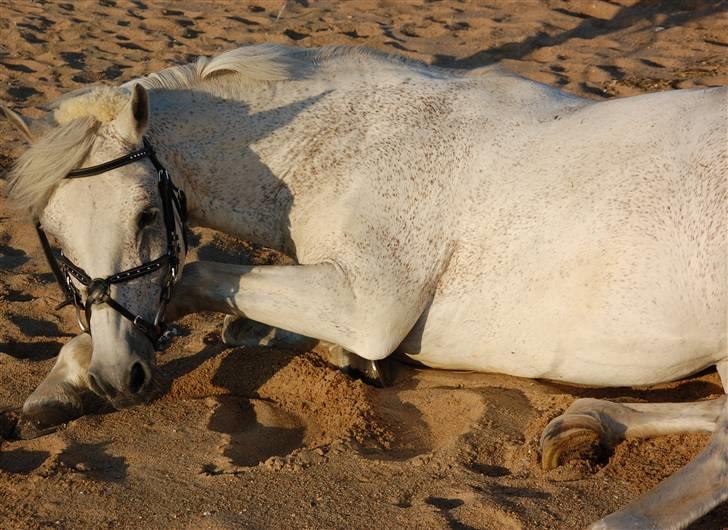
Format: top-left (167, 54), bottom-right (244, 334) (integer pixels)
top-left (87, 359), bottom-right (156, 408)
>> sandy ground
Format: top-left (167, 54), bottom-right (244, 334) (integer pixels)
top-left (1, 1), bottom-right (727, 528)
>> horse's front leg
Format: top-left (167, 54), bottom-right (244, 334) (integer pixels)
top-left (168, 260), bottom-right (418, 371)
top-left (18, 333), bottom-right (92, 438)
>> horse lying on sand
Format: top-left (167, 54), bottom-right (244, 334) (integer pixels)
top-left (2, 45), bottom-right (726, 529)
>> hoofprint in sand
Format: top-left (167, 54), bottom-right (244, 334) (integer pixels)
top-left (1, 2), bottom-right (727, 529)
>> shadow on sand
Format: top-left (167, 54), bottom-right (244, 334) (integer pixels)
top-left (433, 1), bottom-right (725, 70)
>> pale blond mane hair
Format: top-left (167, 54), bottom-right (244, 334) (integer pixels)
top-left (7, 117), bottom-right (99, 218)
top-left (6, 44), bottom-right (306, 218)
top-left (6, 45), bottom-right (421, 217)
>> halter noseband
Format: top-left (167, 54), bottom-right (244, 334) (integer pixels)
top-left (35, 137), bottom-right (188, 350)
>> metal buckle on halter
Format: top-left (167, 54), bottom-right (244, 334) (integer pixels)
top-left (155, 327), bottom-right (175, 349)
top-left (133, 315), bottom-right (150, 335)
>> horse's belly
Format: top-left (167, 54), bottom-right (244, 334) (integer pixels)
top-left (399, 299), bottom-right (722, 387)
top-left (398, 240), bottom-right (726, 387)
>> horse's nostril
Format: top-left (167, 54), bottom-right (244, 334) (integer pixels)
top-left (129, 362), bottom-right (146, 394)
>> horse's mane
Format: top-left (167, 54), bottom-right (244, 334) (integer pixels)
top-left (5, 45), bottom-right (295, 217)
top-left (128, 44), bottom-right (300, 91)
top-left (6, 45), bottom-right (420, 217)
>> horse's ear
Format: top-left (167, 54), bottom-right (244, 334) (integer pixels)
top-left (114, 84), bottom-right (149, 143)
top-left (1, 105), bottom-right (35, 143)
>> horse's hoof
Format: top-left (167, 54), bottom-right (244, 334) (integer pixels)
top-left (338, 358), bottom-right (395, 387)
top-left (222, 315), bottom-right (271, 347)
top-left (540, 412), bottom-right (605, 470)
top-left (15, 402), bottom-right (81, 439)
top-left (316, 343), bottom-right (396, 387)
top-left (222, 315), bottom-right (316, 350)
top-left (358, 359), bottom-right (394, 388)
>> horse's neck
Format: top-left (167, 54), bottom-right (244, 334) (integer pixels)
top-left (145, 83), bottom-right (328, 256)
top-left (144, 70), bottom-right (583, 257)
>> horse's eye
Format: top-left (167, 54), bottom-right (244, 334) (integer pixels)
top-left (137, 208), bottom-right (159, 230)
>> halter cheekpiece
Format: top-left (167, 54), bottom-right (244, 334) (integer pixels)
top-left (35, 137), bottom-right (188, 350)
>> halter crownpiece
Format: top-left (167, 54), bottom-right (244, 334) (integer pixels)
top-left (35, 137), bottom-right (188, 350)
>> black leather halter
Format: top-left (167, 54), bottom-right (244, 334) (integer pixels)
top-left (35, 137), bottom-right (187, 349)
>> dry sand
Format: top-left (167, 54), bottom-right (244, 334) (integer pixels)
top-left (1, 1), bottom-right (727, 528)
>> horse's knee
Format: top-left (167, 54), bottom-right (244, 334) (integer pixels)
top-left (343, 337), bottom-right (394, 361)
top-left (339, 323), bottom-right (401, 361)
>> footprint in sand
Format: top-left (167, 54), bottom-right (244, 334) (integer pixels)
top-left (0, 421), bottom-right (127, 481)
top-left (430, 489), bottom-right (525, 530)
top-left (0, 340), bottom-right (64, 361)
top-left (4, 289), bottom-right (34, 302)
top-left (207, 397), bottom-right (306, 470)
top-left (59, 441), bottom-right (128, 481)
top-left (0, 448), bottom-right (50, 474)
top-left (9, 315), bottom-right (66, 338)
top-left (283, 29), bottom-right (309, 41)
top-left (1, 63), bottom-right (36, 73)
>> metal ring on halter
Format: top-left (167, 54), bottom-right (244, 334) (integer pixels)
top-left (66, 275), bottom-right (89, 333)
top-left (153, 303), bottom-right (166, 328)
top-left (75, 303), bottom-right (89, 334)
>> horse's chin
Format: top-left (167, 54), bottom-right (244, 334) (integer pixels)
top-left (108, 391), bottom-right (153, 410)
top-left (107, 373), bottom-right (160, 410)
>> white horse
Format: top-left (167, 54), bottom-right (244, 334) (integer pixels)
top-left (2, 45), bottom-right (726, 529)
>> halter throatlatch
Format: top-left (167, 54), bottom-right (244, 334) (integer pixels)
top-left (35, 137), bottom-right (188, 350)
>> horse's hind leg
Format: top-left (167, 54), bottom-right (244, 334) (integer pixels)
top-left (541, 395), bottom-right (726, 470)
top-left (17, 333), bottom-right (92, 438)
top-left (589, 393), bottom-right (728, 529)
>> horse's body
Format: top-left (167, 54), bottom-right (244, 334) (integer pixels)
top-left (396, 85), bottom-right (725, 386)
top-left (3, 45), bottom-right (727, 529)
top-left (144, 48), bottom-right (727, 387)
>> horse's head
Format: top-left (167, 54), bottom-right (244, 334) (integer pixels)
top-left (3, 85), bottom-right (186, 408)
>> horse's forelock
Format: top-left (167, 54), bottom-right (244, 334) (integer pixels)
top-left (51, 87), bottom-right (129, 125)
top-left (7, 116), bottom-right (100, 218)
